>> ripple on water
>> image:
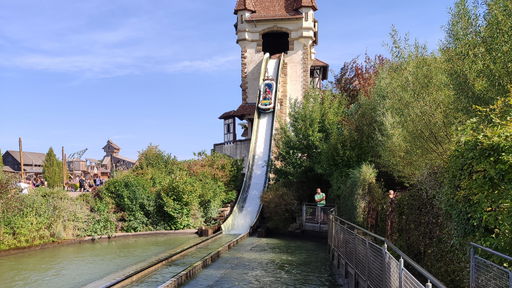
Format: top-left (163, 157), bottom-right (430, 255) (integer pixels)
top-left (183, 237), bottom-right (338, 288)
top-left (0, 234), bottom-right (200, 288)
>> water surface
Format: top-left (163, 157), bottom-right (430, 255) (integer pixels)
top-left (127, 234), bottom-right (239, 287)
top-left (183, 237), bottom-right (337, 288)
top-left (0, 233), bottom-right (200, 288)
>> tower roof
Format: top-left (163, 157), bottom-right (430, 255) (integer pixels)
top-left (234, 0), bottom-right (317, 19)
top-left (294, 0), bottom-right (318, 11)
top-left (234, 0), bottom-right (256, 12)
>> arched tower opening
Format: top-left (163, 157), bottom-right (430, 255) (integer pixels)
top-left (262, 32), bottom-right (289, 55)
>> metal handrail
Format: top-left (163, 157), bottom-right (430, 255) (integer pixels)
top-left (330, 212), bottom-right (446, 288)
top-left (470, 242), bottom-right (512, 262)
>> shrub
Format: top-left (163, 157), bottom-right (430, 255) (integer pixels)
top-left (395, 172), bottom-right (467, 286)
top-left (262, 184), bottom-right (299, 232)
top-left (0, 188), bottom-right (92, 250)
top-left (99, 174), bottom-right (155, 232)
top-left (445, 94), bottom-right (512, 254)
top-left (332, 163), bottom-right (385, 233)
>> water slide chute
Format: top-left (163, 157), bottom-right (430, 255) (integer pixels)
top-left (222, 53), bottom-right (283, 234)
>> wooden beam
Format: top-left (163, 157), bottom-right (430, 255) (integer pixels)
top-left (19, 137), bottom-right (24, 180)
top-left (62, 146), bottom-right (66, 189)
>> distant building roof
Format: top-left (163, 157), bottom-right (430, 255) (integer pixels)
top-left (4, 150), bottom-right (46, 166)
top-left (311, 58), bottom-right (329, 80)
top-left (102, 156), bottom-right (111, 165)
top-left (103, 139), bottom-right (120, 150)
top-left (219, 110), bottom-right (236, 120)
top-left (234, 103), bottom-right (256, 119)
top-left (312, 58), bottom-right (329, 67)
top-left (235, 0), bottom-right (317, 20)
top-left (2, 166), bottom-right (15, 173)
top-left (23, 167), bottom-right (43, 173)
top-left (112, 155), bottom-right (136, 164)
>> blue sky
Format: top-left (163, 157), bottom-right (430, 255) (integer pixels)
top-left (0, 0), bottom-right (456, 160)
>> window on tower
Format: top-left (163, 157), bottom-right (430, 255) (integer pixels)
top-left (262, 32), bottom-right (289, 56)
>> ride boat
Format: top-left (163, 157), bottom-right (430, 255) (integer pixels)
top-left (258, 76), bottom-right (276, 113)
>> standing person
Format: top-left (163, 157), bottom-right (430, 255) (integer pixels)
top-left (78, 176), bottom-right (86, 192)
top-left (314, 188), bottom-right (326, 207)
top-left (314, 188), bottom-right (326, 222)
top-left (386, 190), bottom-right (397, 240)
top-left (94, 175), bottom-right (101, 187)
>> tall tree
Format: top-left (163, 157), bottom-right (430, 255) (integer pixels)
top-left (43, 147), bottom-right (62, 188)
top-left (443, 0), bottom-right (512, 118)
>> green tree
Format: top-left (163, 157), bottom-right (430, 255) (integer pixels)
top-left (375, 31), bottom-right (455, 182)
top-left (273, 89), bottom-right (346, 202)
top-left (43, 147), bottom-right (63, 188)
top-left (446, 93), bottom-right (512, 254)
top-left (443, 0), bottom-right (512, 118)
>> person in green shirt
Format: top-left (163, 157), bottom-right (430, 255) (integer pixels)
top-left (314, 188), bottom-right (326, 206)
top-left (314, 188), bottom-right (326, 222)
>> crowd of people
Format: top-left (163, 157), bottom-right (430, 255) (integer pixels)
top-left (14, 174), bottom-right (106, 194)
top-left (66, 175), bottom-right (104, 192)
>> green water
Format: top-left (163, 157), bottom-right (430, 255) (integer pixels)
top-left (182, 237), bottom-right (338, 288)
top-left (126, 234), bottom-right (239, 287)
top-left (0, 234), bottom-right (200, 288)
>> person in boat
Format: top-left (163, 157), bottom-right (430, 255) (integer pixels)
top-left (261, 85), bottom-right (272, 106)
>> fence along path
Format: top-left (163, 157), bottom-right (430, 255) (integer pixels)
top-left (328, 212), bottom-right (512, 288)
top-left (328, 212), bottom-right (445, 288)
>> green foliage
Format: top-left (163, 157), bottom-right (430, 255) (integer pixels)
top-left (185, 151), bottom-right (243, 194)
top-left (261, 184), bottom-right (299, 232)
top-left (332, 163), bottom-right (385, 232)
top-left (395, 172), bottom-right (468, 286)
top-left (1, 144), bottom-right (243, 250)
top-left (97, 146), bottom-right (242, 232)
top-left (43, 147), bottom-right (63, 188)
top-left (445, 94), bottom-right (512, 254)
top-left (443, 0), bottom-right (512, 118)
top-left (272, 2), bottom-right (512, 285)
top-left (274, 89), bottom-right (346, 201)
top-left (78, 193), bottom-right (116, 237)
top-left (376, 32), bottom-right (456, 182)
top-left (99, 173), bottom-right (155, 232)
top-left (0, 188), bottom-right (95, 250)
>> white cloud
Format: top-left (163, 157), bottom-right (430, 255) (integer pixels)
top-left (0, 1), bottom-right (237, 78)
top-left (164, 55), bottom-right (239, 73)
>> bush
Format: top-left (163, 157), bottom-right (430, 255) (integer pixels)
top-left (99, 174), bottom-right (155, 232)
top-left (78, 193), bottom-right (116, 237)
top-left (395, 172), bottom-right (467, 287)
top-left (332, 163), bottom-right (385, 233)
top-left (0, 188), bottom-right (92, 250)
top-left (262, 184), bottom-right (299, 232)
top-left (445, 95), bottom-right (512, 254)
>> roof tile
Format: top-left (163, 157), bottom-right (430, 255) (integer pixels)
top-left (235, 0), bottom-right (308, 19)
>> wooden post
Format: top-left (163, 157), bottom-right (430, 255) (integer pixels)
top-left (19, 137), bottom-right (24, 180)
top-left (62, 146), bottom-right (66, 189)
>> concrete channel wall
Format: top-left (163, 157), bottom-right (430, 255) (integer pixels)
top-left (159, 233), bottom-right (249, 288)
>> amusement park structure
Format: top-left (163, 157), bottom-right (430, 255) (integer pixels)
top-left (219, 0), bottom-right (328, 234)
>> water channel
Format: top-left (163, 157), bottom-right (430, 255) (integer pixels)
top-left (0, 234), bottom-right (337, 287)
top-left (0, 233), bottom-right (200, 288)
top-left (183, 236), bottom-right (337, 288)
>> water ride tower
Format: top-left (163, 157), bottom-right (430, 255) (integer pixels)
top-left (214, 0), bottom-right (328, 160)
